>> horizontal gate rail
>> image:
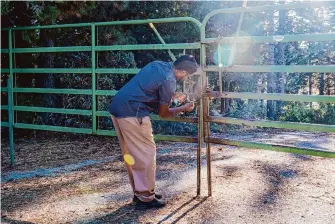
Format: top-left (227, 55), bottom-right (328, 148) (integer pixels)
top-left (19, 65), bottom-right (333, 75)
top-left (96, 68), bottom-right (140, 74)
top-left (1, 122), bottom-right (9, 127)
top-left (12, 68), bottom-right (92, 73)
top-left (154, 134), bottom-right (197, 143)
top-left (203, 91), bottom-right (335, 103)
top-left (95, 43), bottom-right (201, 51)
top-left (95, 129), bottom-right (117, 136)
top-left (1, 23), bottom-right (91, 30)
top-left (96, 110), bottom-right (197, 123)
top-left (1, 17), bottom-right (201, 31)
top-left (201, 2), bottom-right (330, 40)
top-left (14, 106), bottom-right (92, 116)
top-left (95, 90), bottom-right (118, 96)
top-left (204, 65), bottom-right (335, 73)
top-left (202, 33), bottom-right (335, 44)
top-left (8, 123), bottom-right (198, 143)
top-left (150, 114), bottom-right (198, 123)
top-left (12, 43), bottom-right (201, 54)
top-left (15, 123), bottom-right (92, 134)
top-left (207, 137), bottom-right (335, 158)
top-left (12, 88), bottom-right (92, 94)
top-left (2, 68), bottom-right (140, 74)
top-left (13, 46), bottom-right (91, 53)
top-left (95, 17), bottom-right (202, 28)
top-left (206, 116), bottom-right (335, 133)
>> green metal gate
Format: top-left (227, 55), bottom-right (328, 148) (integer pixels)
top-left (199, 2), bottom-right (335, 196)
top-left (1, 2), bottom-right (334, 196)
top-left (1, 17), bottom-right (202, 167)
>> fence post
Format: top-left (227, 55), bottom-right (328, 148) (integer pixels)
top-left (91, 24), bottom-right (96, 134)
top-left (204, 96), bottom-right (212, 196)
top-left (197, 104), bottom-right (201, 196)
top-left (8, 29), bottom-right (15, 167)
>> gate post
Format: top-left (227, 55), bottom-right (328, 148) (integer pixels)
top-left (8, 29), bottom-right (15, 167)
top-left (91, 24), bottom-right (97, 134)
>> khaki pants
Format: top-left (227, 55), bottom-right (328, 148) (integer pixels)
top-left (111, 116), bottom-right (156, 202)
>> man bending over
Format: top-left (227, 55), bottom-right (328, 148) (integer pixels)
top-left (108, 55), bottom-right (199, 209)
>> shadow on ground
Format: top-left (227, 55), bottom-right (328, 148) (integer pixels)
top-left (253, 161), bottom-right (298, 208)
top-left (158, 197), bottom-right (208, 224)
top-left (78, 196), bottom-right (209, 224)
top-left (78, 203), bottom-right (137, 224)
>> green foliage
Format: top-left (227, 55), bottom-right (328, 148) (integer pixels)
top-left (152, 121), bottom-right (197, 136)
top-left (22, 30), bottom-right (40, 44)
top-left (228, 100), bottom-right (266, 120)
top-left (280, 103), bottom-right (335, 124)
top-left (280, 102), bottom-right (316, 123)
top-left (1, 1), bottom-right (11, 15)
top-left (1, 1), bottom-right (335, 134)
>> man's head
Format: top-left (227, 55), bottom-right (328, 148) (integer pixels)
top-left (173, 55), bottom-right (199, 81)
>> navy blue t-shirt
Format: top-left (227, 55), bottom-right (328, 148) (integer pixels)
top-left (108, 61), bottom-right (176, 118)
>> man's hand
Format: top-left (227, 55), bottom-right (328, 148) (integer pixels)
top-left (184, 102), bottom-right (195, 112)
top-left (172, 92), bottom-right (188, 103)
top-left (159, 102), bottom-right (195, 118)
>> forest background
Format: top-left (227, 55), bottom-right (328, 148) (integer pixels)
top-left (1, 1), bottom-right (334, 137)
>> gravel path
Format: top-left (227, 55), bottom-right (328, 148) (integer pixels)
top-left (1, 132), bottom-right (334, 224)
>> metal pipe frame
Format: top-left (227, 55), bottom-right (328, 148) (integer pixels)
top-left (201, 2), bottom-right (331, 40)
top-left (207, 137), bottom-right (335, 158)
top-left (206, 116), bottom-right (335, 133)
top-left (203, 91), bottom-right (335, 103)
top-left (199, 2), bottom-right (335, 197)
top-left (0, 17), bottom-right (202, 167)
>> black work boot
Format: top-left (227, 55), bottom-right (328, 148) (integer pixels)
top-left (135, 198), bottom-right (166, 210)
top-left (133, 194), bottom-right (163, 202)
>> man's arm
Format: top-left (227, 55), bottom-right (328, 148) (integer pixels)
top-left (159, 102), bottom-right (194, 118)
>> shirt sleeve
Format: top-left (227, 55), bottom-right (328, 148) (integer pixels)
top-left (159, 78), bottom-right (176, 105)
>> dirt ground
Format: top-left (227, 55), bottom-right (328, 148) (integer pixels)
top-left (1, 131), bottom-right (335, 224)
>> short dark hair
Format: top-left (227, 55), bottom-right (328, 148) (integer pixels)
top-left (173, 55), bottom-right (199, 74)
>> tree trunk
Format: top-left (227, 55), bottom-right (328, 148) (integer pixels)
top-left (220, 81), bottom-right (230, 115)
top-left (326, 73), bottom-right (331, 95)
top-left (228, 81), bottom-right (234, 113)
top-left (224, 81), bottom-right (230, 113)
top-left (320, 73), bottom-right (325, 95)
top-left (308, 73), bottom-right (313, 108)
top-left (260, 75), bottom-right (266, 119)
top-left (275, 5), bottom-right (286, 120)
top-left (267, 72), bottom-right (275, 120)
top-left (41, 31), bottom-right (57, 125)
top-left (267, 12), bottom-right (275, 120)
top-left (220, 81), bottom-right (225, 114)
